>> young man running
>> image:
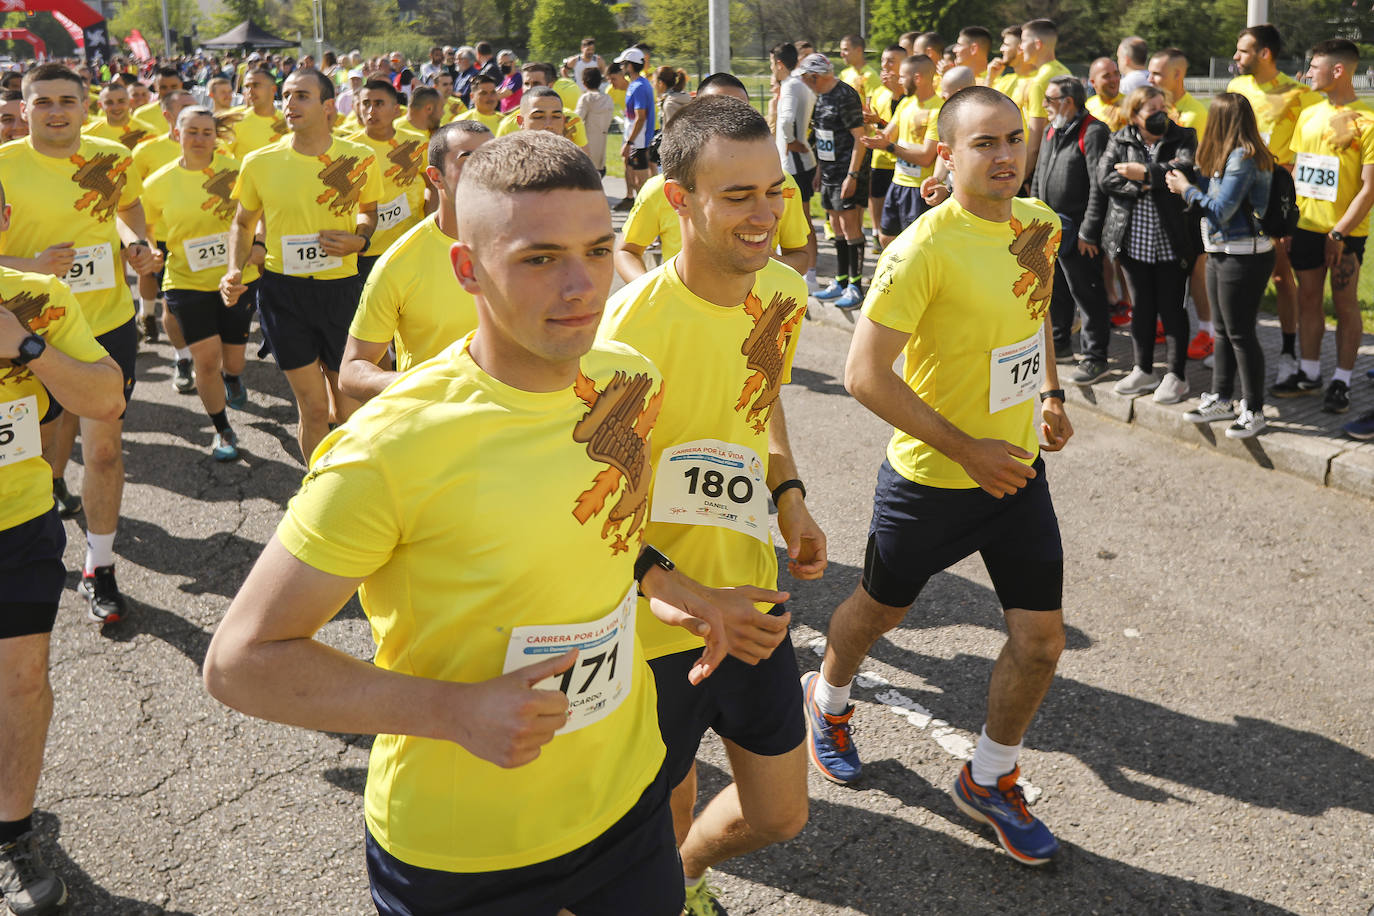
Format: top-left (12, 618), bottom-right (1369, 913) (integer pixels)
top-left (0, 63), bottom-right (159, 624)
top-left (221, 68), bottom-right (381, 463)
top-left (862, 54), bottom-right (941, 247)
top-left (339, 121), bottom-right (491, 403)
top-left (206, 131), bottom-right (767, 916)
top-left (804, 86), bottom-right (1073, 868)
top-left (226, 68), bottom-right (288, 159)
top-left (348, 80), bottom-right (429, 281)
top-left (617, 48), bottom-right (656, 208)
top-left (1014, 19), bottom-right (1071, 179)
top-left (143, 106), bottom-right (263, 462)
top-left (455, 73), bottom-right (504, 131)
top-left (82, 80), bottom-right (155, 150)
top-left (865, 45), bottom-right (907, 255)
top-left (600, 96), bottom-right (826, 916)
top-left (0, 205), bottom-right (125, 916)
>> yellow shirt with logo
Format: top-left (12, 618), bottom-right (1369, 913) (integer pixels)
top-left (143, 154), bottom-right (262, 292)
top-left (776, 172), bottom-right (810, 251)
top-left (1172, 92), bottom-right (1208, 141)
top-left (993, 70), bottom-right (1021, 100)
top-left (440, 95), bottom-right (468, 124)
top-left (494, 110), bottom-right (588, 147)
top-left (455, 108), bottom-right (505, 132)
top-left (624, 174), bottom-right (807, 260)
top-left (892, 95), bottom-right (941, 188)
top-left (277, 335), bottom-right (665, 872)
top-left (869, 87), bottom-right (901, 170)
top-left (1227, 73), bottom-right (1322, 165)
top-left (82, 116), bottom-right (157, 151)
top-left (349, 216), bottom-right (474, 371)
top-left (862, 197), bottom-right (1059, 488)
top-left (840, 64), bottom-right (880, 101)
top-left (1290, 98), bottom-right (1374, 236)
top-left (0, 136), bottom-right (142, 335)
top-left (347, 126), bottom-right (429, 256)
top-left (599, 256), bottom-right (806, 658)
top-left (1021, 59), bottom-right (1072, 121)
top-left (131, 133), bottom-right (179, 183)
top-left (1085, 93), bottom-right (1125, 132)
top-left (226, 106), bottom-right (289, 159)
top-left (0, 268), bottom-right (108, 531)
top-left (232, 135), bottom-right (383, 280)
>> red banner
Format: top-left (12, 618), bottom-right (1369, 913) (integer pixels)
top-left (0, 27), bottom-right (46, 58)
top-left (52, 9), bottom-right (83, 48)
top-left (124, 28), bottom-right (150, 62)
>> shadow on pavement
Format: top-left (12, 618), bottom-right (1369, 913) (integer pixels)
top-left (30, 812), bottom-right (196, 916)
top-left (103, 516), bottom-right (269, 601)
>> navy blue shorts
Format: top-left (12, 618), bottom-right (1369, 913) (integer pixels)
top-left (255, 270), bottom-right (361, 372)
top-left (649, 605), bottom-right (805, 790)
top-left (0, 508), bottom-right (67, 639)
top-left (166, 286), bottom-right (255, 347)
top-left (365, 764), bottom-right (682, 916)
top-left (357, 254), bottom-right (380, 288)
top-left (868, 166), bottom-right (894, 201)
top-left (96, 317), bottom-right (138, 419)
top-left (881, 183), bottom-right (928, 237)
top-left (1289, 227), bottom-right (1366, 272)
top-left (863, 458), bottom-right (1063, 611)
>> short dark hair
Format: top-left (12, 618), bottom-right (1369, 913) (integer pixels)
top-left (841, 34), bottom-right (865, 48)
top-left (429, 119), bottom-right (490, 170)
top-left (696, 72), bottom-right (747, 96)
top-left (0, 89), bottom-right (21, 102)
top-left (1311, 38), bottom-right (1359, 67)
top-left (661, 96), bottom-right (771, 190)
top-left (1021, 19), bottom-right (1058, 43)
top-left (581, 67), bottom-right (603, 90)
top-left (286, 67), bottom-right (335, 101)
top-left (958, 26), bottom-right (992, 55)
top-left (1120, 36), bottom-right (1148, 67)
top-left (160, 89), bottom-right (192, 110)
top-left (937, 85), bottom-right (1020, 144)
top-left (410, 86), bottom-right (440, 108)
top-left (361, 79), bottom-right (400, 103)
top-left (156, 65), bottom-right (181, 81)
top-left (474, 74), bottom-right (498, 88)
top-left (917, 31), bottom-right (943, 52)
top-left (521, 61), bottom-right (557, 82)
top-left (1240, 24), bottom-right (1282, 57)
top-left (21, 63), bottom-right (83, 99)
top-left (476, 41), bottom-right (494, 56)
top-left (883, 45), bottom-right (905, 56)
top-left (458, 131), bottom-right (602, 196)
top-left (117, 72), bottom-right (141, 87)
top-left (771, 42), bottom-right (798, 70)
top-left (1049, 75), bottom-right (1085, 109)
top-left (581, 37), bottom-right (596, 47)
top-left (524, 86), bottom-right (560, 103)
top-left (1152, 47), bottom-right (1189, 71)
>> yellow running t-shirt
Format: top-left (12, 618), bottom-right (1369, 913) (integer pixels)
top-left (131, 133), bottom-right (179, 183)
top-left (892, 95), bottom-right (941, 188)
top-left (226, 106), bottom-right (289, 159)
top-left (869, 87), bottom-right (901, 171)
top-left (455, 108), bottom-right (505, 132)
top-left (776, 172), bottom-right (810, 251)
top-left (81, 116), bottom-right (156, 151)
top-left (599, 256), bottom-right (806, 659)
top-left (277, 336), bottom-right (666, 873)
top-left (862, 197), bottom-right (1060, 488)
top-left (0, 268), bottom-right (109, 531)
top-left (349, 216), bottom-right (474, 371)
top-left (1020, 60), bottom-right (1072, 121)
top-left (232, 136), bottom-right (383, 280)
top-left (624, 174), bottom-right (808, 261)
top-left (840, 64), bottom-right (880, 101)
top-left (494, 109), bottom-right (588, 146)
top-left (1290, 98), bottom-right (1374, 236)
top-left (993, 71), bottom-right (1021, 100)
top-left (143, 154), bottom-right (262, 292)
top-left (0, 136), bottom-right (142, 335)
top-left (1228, 73), bottom-right (1322, 165)
top-left (1085, 93), bottom-right (1126, 132)
top-left (1172, 92), bottom-right (1208, 141)
top-left (347, 126), bottom-right (428, 256)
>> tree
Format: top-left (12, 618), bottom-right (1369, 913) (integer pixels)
top-left (530, 0), bottom-right (619, 61)
top-left (110, 0), bottom-right (197, 56)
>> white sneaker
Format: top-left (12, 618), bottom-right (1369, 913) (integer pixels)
top-left (1183, 392), bottom-right (1236, 423)
top-left (1274, 352), bottom-right (1299, 387)
top-left (1225, 407), bottom-right (1267, 439)
top-left (1203, 353), bottom-right (1214, 369)
top-left (1153, 372), bottom-right (1189, 404)
top-left (1114, 367), bottom-right (1159, 395)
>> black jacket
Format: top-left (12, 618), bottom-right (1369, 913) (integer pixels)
top-left (1029, 111), bottom-right (1109, 246)
top-left (1098, 121), bottom-right (1199, 265)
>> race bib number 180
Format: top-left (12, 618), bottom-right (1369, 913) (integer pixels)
top-left (989, 330), bottom-right (1043, 413)
top-left (1294, 151), bottom-right (1339, 203)
top-left (0, 396), bottom-right (41, 468)
top-left (281, 233), bottom-right (343, 276)
top-left (501, 586), bottom-right (636, 736)
top-left (651, 438), bottom-right (771, 542)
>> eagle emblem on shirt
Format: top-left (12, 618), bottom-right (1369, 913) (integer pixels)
top-left (736, 291), bottom-right (805, 434)
top-left (1008, 214), bottom-right (1060, 320)
top-left (1322, 108), bottom-right (1374, 152)
top-left (385, 139), bottom-right (424, 187)
top-left (70, 150), bottom-right (131, 223)
top-left (201, 168), bottom-right (239, 221)
top-left (118, 126), bottom-right (150, 150)
top-left (572, 369), bottom-right (662, 554)
top-left (315, 153), bottom-right (373, 217)
top-left (0, 291), bottom-right (56, 382)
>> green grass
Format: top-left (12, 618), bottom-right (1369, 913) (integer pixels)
top-left (1259, 262), bottom-right (1374, 334)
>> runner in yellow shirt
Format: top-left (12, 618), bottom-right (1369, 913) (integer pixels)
top-left (950, 25), bottom-right (992, 85)
top-left (454, 73), bottom-right (504, 131)
top-left (205, 130), bottom-right (759, 916)
top-left (222, 68), bottom-right (382, 463)
top-left (131, 65), bottom-right (184, 131)
top-left (348, 80), bottom-right (430, 280)
top-left (225, 68), bottom-right (288, 159)
top-left (838, 33), bottom-right (879, 100)
top-left (143, 107), bottom-right (264, 462)
top-left (986, 26), bottom-right (1030, 99)
top-left (395, 85), bottom-right (443, 137)
top-left (340, 120), bottom-right (492, 403)
top-left (0, 256), bottom-right (123, 916)
top-left (806, 87), bottom-right (1072, 869)
top-left (494, 86), bottom-right (588, 147)
top-left (432, 71), bottom-right (468, 123)
top-left (495, 63), bottom-right (589, 146)
top-left (207, 76), bottom-right (235, 115)
top-left (82, 80), bottom-right (157, 150)
top-left (599, 95), bottom-right (823, 916)
top-left (1085, 57), bottom-right (1125, 131)
top-left (1230, 23), bottom-right (1324, 386)
top-left (865, 44), bottom-right (907, 255)
top-left (1274, 39), bottom-right (1374, 418)
top-left (1016, 18), bottom-right (1071, 178)
top-left (862, 54), bottom-right (941, 246)
top-left (0, 63), bottom-right (159, 625)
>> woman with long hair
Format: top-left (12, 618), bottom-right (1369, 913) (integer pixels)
top-left (1099, 85), bottom-right (1199, 404)
top-left (1165, 92), bottom-right (1275, 438)
top-left (654, 66), bottom-right (691, 125)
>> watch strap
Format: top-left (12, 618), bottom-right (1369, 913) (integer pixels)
top-left (1039, 388), bottom-right (1066, 403)
top-left (634, 545), bottom-right (674, 585)
top-left (771, 478), bottom-right (806, 505)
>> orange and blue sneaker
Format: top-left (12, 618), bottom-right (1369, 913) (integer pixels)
top-left (801, 671), bottom-right (861, 785)
top-left (952, 763), bottom-right (1059, 866)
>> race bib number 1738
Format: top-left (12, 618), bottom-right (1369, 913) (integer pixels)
top-left (1293, 152), bottom-right (1339, 203)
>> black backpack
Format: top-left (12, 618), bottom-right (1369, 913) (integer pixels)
top-left (1254, 165), bottom-right (1300, 238)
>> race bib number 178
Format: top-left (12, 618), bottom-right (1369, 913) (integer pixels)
top-left (989, 331), bottom-right (1043, 413)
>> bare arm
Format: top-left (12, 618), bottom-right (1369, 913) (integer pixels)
top-left (775, 246), bottom-right (809, 274)
top-left (614, 240), bottom-right (649, 282)
top-left (337, 336), bottom-right (396, 403)
top-left (1026, 116), bottom-right (1048, 180)
top-left (116, 202), bottom-right (157, 275)
top-left (766, 396), bottom-right (826, 579)
top-left (220, 202), bottom-right (260, 306)
top-left (0, 308), bottom-right (123, 421)
top-left (1333, 163), bottom-right (1374, 238)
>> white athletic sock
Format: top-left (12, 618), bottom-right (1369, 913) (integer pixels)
top-left (685, 873), bottom-right (705, 891)
top-left (84, 531), bottom-right (116, 575)
top-left (1333, 367), bottom-right (1352, 385)
top-left (175, 347), bottom-right (192, 361)
top-left (1301, 359), bottom-right (1321, 379)
top-left (970, 726), bottom-right (1021, 787)
top-left (813, 672), bottom-right (853, 715)
top-left (140, 296), bottom-right (157, 313)
top-left (1199, 320), bottom-right (1214, 335)
top-left (804, 268), bottom-right (817, 285)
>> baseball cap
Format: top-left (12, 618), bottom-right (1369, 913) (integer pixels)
top-left (247, 52), bottom-right (261, 62)
top-left (348, 68), bottom-right (364, 81)
top-left (615, 48), bottom-right (646, 66)
top-left (798, 53), bottom-right (833, 75)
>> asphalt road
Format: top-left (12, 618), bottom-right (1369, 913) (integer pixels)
top-left (29, 312), bottom-right (1374, 915)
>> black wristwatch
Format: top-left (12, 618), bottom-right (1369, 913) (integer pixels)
top-left (14, 333), bottom-right (46, 366)
top-left (771, 478), bottom-right (806, 505)
top-left (847, 170), bottom-right (860, 178)
top-left (634, 545), bottom-right (674, 587)
top-left (1330, 230), bottom-right (1346, 242)
top-left (1039, 388), bottom-right (1065, 403)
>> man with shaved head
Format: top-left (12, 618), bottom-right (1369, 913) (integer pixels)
top-left (806, 86), bottom-right (1073, 868)
top-left (1086, 57), bottom-right (1124, 131)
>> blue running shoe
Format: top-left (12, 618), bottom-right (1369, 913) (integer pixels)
top-left (813, 281), bottom-right (847, 301)
top-left (801, 671), bottom-right (861, 784)
top-left (834, 286), bottom-right (864, 310)
top-left (211, 429), bottom-right (239, 462)
top-left (1344, 408), bottom-right (1374, 440)
top-left (953, 763), bottom-right (1059, 866)
top-left (224, 374), bottom-right (248, 410)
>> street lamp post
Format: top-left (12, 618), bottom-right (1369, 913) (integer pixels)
top-left (708, 0), bottom-right (728, 77)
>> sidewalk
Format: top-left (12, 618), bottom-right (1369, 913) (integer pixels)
top-left (600, 175), bottom-right (1374, 499)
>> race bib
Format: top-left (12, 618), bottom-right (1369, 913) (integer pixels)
top-left (183, 232), bottom-right (229, 271)
top-left (651, 438), bottom-right (770, 542)
top-left (55, 243), bottom-right (116, 294)
top-left (989, 330), bottom-right (1043, 413)
top-left (281, 233), bottom-right (342, 276)
top-left (376, 193), bottom-right (412, 233)
top-left (1294, 151), bottom-right (1339, 203)
top-left (501, 585), bottom-right (636, 736)
top-left (894, 146), bottom-right (923, 180)
top-left (0, 396), bottom-right (41, 468)
top-left (814, 128), bottom-right (836, 162)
